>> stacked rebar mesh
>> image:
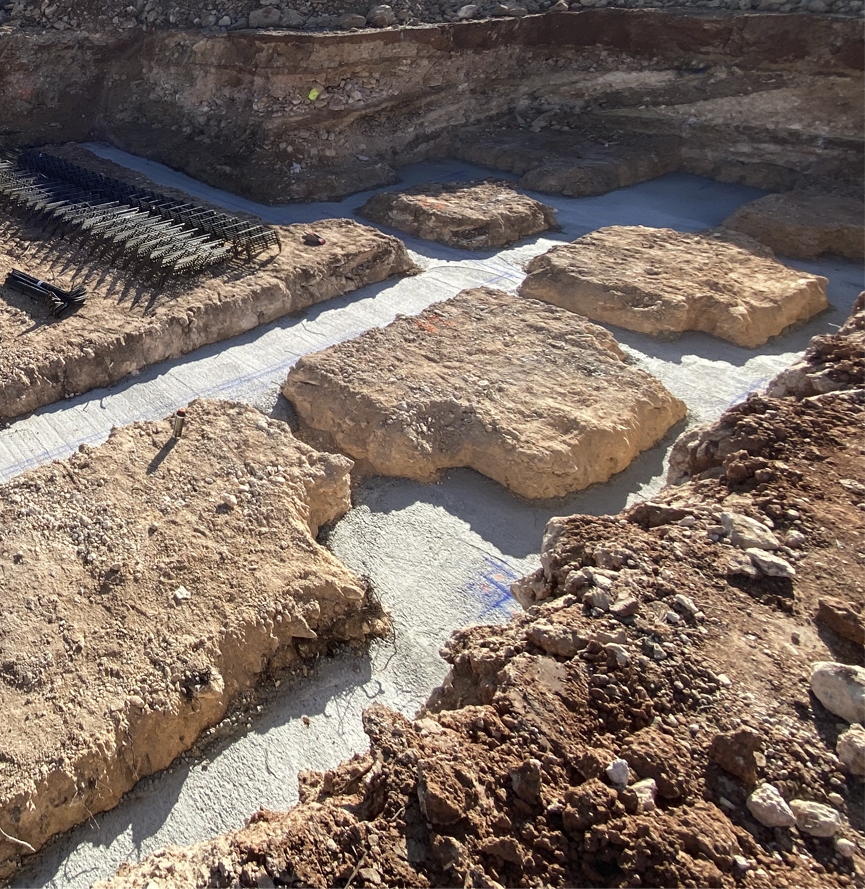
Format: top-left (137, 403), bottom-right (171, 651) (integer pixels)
top-left (0, 150), bottom-right (280, 282)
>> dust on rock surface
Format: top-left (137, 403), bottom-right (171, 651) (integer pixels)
top-left (722, 192), bottom-right (865, 262)
top-left (518, 225), bottom-right (829, 348)
top-left (282, 286), bottom-right (686, 500)
top-left (0, 399), bottom-right (390, 880)
top-left (356, 180), bottom-right (559, 250)
top-left (97, 299), bottom-right (865, 889)
top-left (0, 209), bottom-right (415, 422)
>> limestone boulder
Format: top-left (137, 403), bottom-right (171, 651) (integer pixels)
top-left (747, 784), bottom-right (795, 828)
top-left (810, 661), bottom-right (865, 724)
top-left (518, 226), bottom-right (828, 348)
top-left (282, 288), bottom-right (686, 500)
top-left (723, 192), bottom-right (864, 261)
top-left (837, 725), bottom-right (865, 776)
top-left (357, 181), bottom-right (558, 250)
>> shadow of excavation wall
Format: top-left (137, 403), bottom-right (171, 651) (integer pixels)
top-left (0, 10), bottom-right (862, 202)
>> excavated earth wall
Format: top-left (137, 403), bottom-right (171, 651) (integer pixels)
top-left (0, 11), bottom-right (861, 202)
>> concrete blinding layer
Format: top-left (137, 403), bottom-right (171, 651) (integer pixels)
top-left (5, 148), bottom-right (864, 889)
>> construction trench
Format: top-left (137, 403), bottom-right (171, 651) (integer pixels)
top-left (0, 5), bottom-right (863, 889)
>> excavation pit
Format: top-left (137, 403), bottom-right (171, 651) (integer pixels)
top-left (282, 287), bottom-right (687, 500)
top-left (519, 225), bottom-right (830, 348)
top-left (0, 399), bottom-right (386, 880)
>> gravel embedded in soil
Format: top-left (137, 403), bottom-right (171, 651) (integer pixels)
top-left (96, 296), bottom-right (865, 889)
top-left (0, 399), bottom-right (388, 880)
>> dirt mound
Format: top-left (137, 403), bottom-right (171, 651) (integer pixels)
top-left (0, 400), bottom-right (388, 881)
top-left (98, 298), bottom-right (864, 889)
top-left (519, 226), bottom-right (829, 348)
top-left (356, 180), bottom-right (558, 249)
top-left (722, 192), bottom-right (865, 261)
top-left (0, 214), bottom-right (415, 422)
top-left (282, 287), bottom-right (686, 499)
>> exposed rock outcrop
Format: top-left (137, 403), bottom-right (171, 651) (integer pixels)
top-left (518, 226), bottom-right (829, 347)
top-left (0, 400), bottom-right (387, 880)
top-left (282, 287), bottom-right (686, 499)
top-left (357, 180), bottom-right (558, 249)
top-left (723, 192), bottom-right (864, 261)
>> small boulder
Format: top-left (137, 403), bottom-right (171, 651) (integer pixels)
top-left (747, 783), bottom-right (795, 828)
top-left (605, 758), bottom-right (630, 787)
top-left (747, 548), bottom-right (796, 579)
top-left (709, 727), bottom-right (762, 784)
top-left (720, 511), bottom-right (780, 550)
top-left (366, 4), bottom-right (396, 26)
top-left (248, 6), bottom-right (281, 26)
top-left (526, 620), bottom-right (587, 658)
top-left (817, 597), bottom-right (865, 645)
top-left (789, 799), bottom-right (842, 837)
top-left (620, 777), bottom-right (657, 814)
top-left (456, 3), bottom-right (479, 17)
top-left (338, 12), bottom-right (367, 28)
top-left (510, 758), bottom-right (543, 804)
top-left (810, 661), bottom-right (865, 724)
top-left (837, 724), bottom-right (865, 776)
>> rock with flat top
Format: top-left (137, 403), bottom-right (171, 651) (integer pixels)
top-left (723, 192), bottom-right (864, 260)
top-left (282, 288), bottom-right (686, 500)
top-left (357, 181), bottom-right (558, 250)
top-left (519, 226), bottom-right (828, 348)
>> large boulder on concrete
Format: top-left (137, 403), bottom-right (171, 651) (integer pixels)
top-left (357, 181), bottom-right (558, 250)
top-left (0, 400), bottom-right (385, 880)
top-left (810, 661), bottom-right (865, 724)
top-left (518, 226), bottom-right (829, 348)
top-left (723, 192), bottom-right (864, 261)
top-left (282, 288), bottom-right (686, 499)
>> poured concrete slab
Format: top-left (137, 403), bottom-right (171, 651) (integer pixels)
top-left (723, 192), bottom-right (864, 261)
top-left (519, 226), bottom-right (829, 348)
top-left (0, 400), bottom-right (384, 880)
top-left (0, 217), bottom-right (414, 422)
top-left (357, 180), bottom-right (558, 250)
top-left (282, 287), bottom-right (686, 499)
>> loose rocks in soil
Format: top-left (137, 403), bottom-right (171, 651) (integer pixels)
top-left (518, 226), bottom-right (829, 348)
top-left (282, 286), bottom-right (686, 499)
top-left (356, 180), bottom-right (559, 250)
top-left (0, 399), bottom-right (388, 880)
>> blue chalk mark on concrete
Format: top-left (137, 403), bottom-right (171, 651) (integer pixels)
top-left (467, 556), bottom-right (522, 619)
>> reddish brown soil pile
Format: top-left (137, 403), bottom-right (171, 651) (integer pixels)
top-left (98, 301), bottom-right (865, 887)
